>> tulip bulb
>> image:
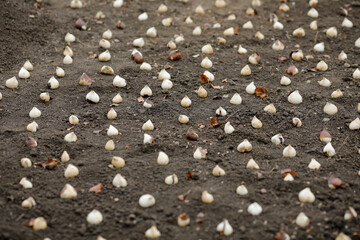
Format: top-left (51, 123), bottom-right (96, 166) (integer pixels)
top-left (138, 12), bottom-right (148, 21)
top-left (323, 102), bottom-right (338, 115)
top-left (273, 21), bottom-right (284, 30)
top-left (140, 62), bottom-right (152, 71)
top-left (216, 219), bottom-right (233, 236)
top-left (298, 187), bottom-right (315, 203)
top-left (23, 60), bottom-right (33, 71)
top-left (158, 3), bottom-right (168, 13)
top-left (112, 156), bottom-right (125, 168)
top-left (19, 67), bottom-right (30, 79)
top-left (99, 50), bottom-right (111, 62)
top-left (251, 116), bottom-right (262, 129)
top-left (112, 93), bottom-right (123, 103)
top-left (86, 90), bottom-right (100, 103)
top-left (5, 76), bottom-right (18, 89)
top-left (280, 76), bottom-right (291, 85)
top-left (314, 42), bottom-right (324, 52)
top-left (157, 151), bottom-right (169, 165)
top-left (355, 38), bottom-right (360, 48)
top-left (165, 174), bottom-right (178, 185)
top-left (181, 96), bottom-right (191, 107)
top-left (331, 88), bottom-right (343, 99)
top-left (247, 202), bottom-right (262, 215)
top-left (20, 177), bottom-right (33, 189)
top-left (283, 145), bottom-right (296, 157)
top-left (61, 151), bottom-right (70, 162)
top-left (248, 53), bottom-right (261, 65)
top-left (349, 118), bottom-right (360, 130)
top-left (338, 51), bottom-right (347, 61)
top-left (161, 17), bottom-right (172, 27)
top-left (113, 174), bottom-right (127, 188)
top-left (65, 33), bottom-right (75, 43)
top-left (29, 107), bottom-right (41, 118)
top-left (241, 65), bottom-right (251, 76)
top-left (224, 122), bottom-right (235, 134)
top-left (323, 142), bottom-right (335, 157)
top-left (320, 129), bottom-right (331, 143)
top-left (230, 93), bottom-right (242, 105)
top-left (177, 213), bottom-right (189, 227)
top-left (102, 29), bottom-right (112, 40)
top-left (264, 104), bottom-right (276, 113)
top-left (296, 212), bottom-right (310, 227)
top-left (178, 115), bottom-right (189, 124)
top-left (201, 191), bottom-right (214, 204)
top-left (158, 69), bottom-right (171, 80)
top-left (145, 225), bottom-right (161, 239)
top-left (326, 27), bottom-right (337, 38)
top-left (87, 210), bottom-right (103, 225)
top-left (21, 158), bottom-right (32, 168)
top-left (291, 50), bottom-right (304, 61)
top-left (133, 37), bottom-right (145, 48)
top-left (107, 108), bottom-right (117, 120)
top-left (70, 0), bottom-right (82, 8)
top-left (144, 133), bottom-right (155, 144)
top-left (271, 134), bottom-right (284, 145)
top-left (107, 125), bottom-right (119, 136)
top-left (272, 40), bottom-right (284, 50)
top-left (243, 21), bottom-right (253, 29)
top-left (342, 18), bottom-right (353, 28)
top-left (246, 82), bottom-right (256, 94)
top-left (288, 90), bottom-right (302, 104)
top-left (284, 173), bottom-right (294, 181)
top-left (64, 164), bottom-right (79, 178)
top-left (197, 86), bottom-right (207, 98)
top-left (308, 8), bottom-right (318, 18)
top-left (146, 27), bottom-right (157, 38)
top-left (26, 121), bottom-right (38, 132)
top-left (201, 57), bottom-right (212, 69)
top-left (318, 77), bottom-right (331, 87)
top-left (139, 194), bottom-right (155, 208)
top-left (236, 185), bottom-right (248, 195)
top-left (201, 70), bottom-right (214, 81)
top-left (293, 27), bottom-right (305, 37)
top-left (238, 45), bottom-right (247, 54)
top-left (223, 27), bottom-right (236, 36)
top-left (308, 158), bottom-right (321, 169)
top-left (292, 117), bottom-right (302, 127)
top-left (143, 98), bottom-right (154, 109)
top-left (113, 0), bottom-right (123, 8)
top-left (353, 68), bottom-right (360, 79)
top-left (344, 207), bottom-right (357, 221)
top-left (336, 233), bottom-right (352, 240)
top-left (192, 26), bottom-right (202, 36)
top-left (254, 31), bottom-right (264, 40)
top-left (201, 44), bottom-right (213, 55)
top-left (216, 107), bottom-right (227, 116)
top-left (141, 120), bottom-right (154, 131)
top-left (63, 55), bottom-right (73, 65)
top-left (310, 20), bottom-right (318, 30)
top-left (212, 165), bottom-right (226, 177)
top-left (21, 197), bottom-right (36, 208)
top-left (105, 140), bottom-right (115, 151)
top-left (246, 159), bottom-right (260, 169)
top-left (99, 39), bottom-right (111, 49)
top-left (316, 60), bottom-right (328, 71)
top-left (237, 139), bottom-right (252, 152)
top-left (100, 65), bottom-right (114, 75)
top-left (60, 184), bottom-right (77, 199)
top-left (33, 217), bottom-right (47, 231)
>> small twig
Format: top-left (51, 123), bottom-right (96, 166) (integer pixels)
top-left (225, 109), bottom-right (241, 122)
top-left (314, 31), bottom-right (319, 43)
top-left (337, 135), bottom-right (349, 154)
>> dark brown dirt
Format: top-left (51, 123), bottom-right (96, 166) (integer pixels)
top-left (0, 0), bottom-right (359, 239)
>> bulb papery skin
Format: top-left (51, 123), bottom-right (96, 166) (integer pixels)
top-left (247, 202), bottom-right (263, 216)
top-left (87, 209), bottom-right (103, 225)
top-left (288, 90), bottom-right (303, 104)
top-left (298, 187), bottom-right (315, 203)
top-left (283, 145), bottom-right (296, 157)
top-left (296, 212), bottom-right (310, 228)
top-left (308, 158), bottom-right (321, 169)
top-left (216, 219), bottom-right (233, 236)
top-left (139, 194), bottom-right (156, 208)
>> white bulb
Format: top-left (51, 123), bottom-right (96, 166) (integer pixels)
top-left (307, 8), bottom-right (319, 18)
top-left (86, 90), bottom-right (100, 103)
top-left (181, 96), bottom-right (191, 107)
top-left (241, 65), bottom-right (251, 76)
top-left (308, 158), bottom-right (321, 169)
top-left (178, 115), bottom-right (189, 124)
top-left (193, 26), bottom-right (202, 36)
top-left (318, 77), bottom-right (331, 87)
top-left (238, 45), bottom-right (247, 54)
top-left (107, 125), bottom-right (119, 136)
top-left (212, 165), bottom-right (226, 177)
top-left (202, 70), bottom-right (214, 81)
top-left (158, 4), bottom-right (168, 13)
top-left (162, 17), bottom-right (173, 27)
top-left (112, 156), bottom-right (125, 168)
top-left (23, 60), bottom-right (33, 71)
top-left (112, 93), bottom-right (122, 103)
top-left (323, 142), bottom-right (336, 157)
top-left (64, 132), bottom-right (77, 143)
top-left (56, 67), bottom-right (65, 77)
top-left (246, 82), bottom-right (256, 94)
top-left (216, 219), bottom-right (233, 236)
top-left (140, 85), bottom-right (152, 97)
top-left (21, 197), bottom-right (36, 208)
top-left (21, 158), bottom-right (32, 168)
top-left (280, 76), bottom-right (291, 85)
top-left (142, 119), bottom-right (154, 131)
top-left (298, 187), bottom-right (315, 203)
top-left (61, 151), bottom-right (70, 162)
top-left (105, 140), bottom-right (115, 151)
top-left (251, 116), bottom-right (262, 129)
top-left (138, 12), bottom-right (148, 21)
top-left (223, 27), bottom-right (236, 36)
top-left (342, 18), bottom-right (353, 28)
top-left (19, 67), bottom-right (30, 79)
top-left (64, 164), bottom-right (79, 178)
top-left (246, 159), bottom-right (259, 169)
top-left (99, 39), bottom-right (111, 49)
top-left (283, 145), bottom-right (296, 157)
top-left (201, 191), bottom-right (214, 204)
top-left (338, 51), bottom-right (347, 61)
top-left (296, 212), bottom-right (310, 227)
top-left (293, 27), bottom-right (305, 37)
top-left (201, 44), bottom-right (213, 54)
top-left (29, 107), bottom-right (41, 118)
top-left (70, 0), bottom-right (82, 8)
top-left (237, 139), bottom-right (252, 153)
top-left (133, 37), bottom-right (145, 48)
top-left (20, 177), bottom-right (33, 189)
top-left (144, 133), bottom-right (154, 144)
top-left (264, 104), bottom-right (276, 113)
top-left (272, 40), bottom-right (284, 50)
top-left (112, 173), bottom-right (127, 188)
top-left (113, 75), bottom-right (127, 88)
top-left (353, 69), bottom-right (360, 79)
top-left (158, 69), bottom-right (171, 80)
top-left (326, 27), bottom-right (337, 38)
top-left (201, 57), bottom-right (212, 69)
top-left (113, 0), bottom-right (123, 8)
top-left (87, 210), bottom-right (103, 225)
top-left (310, 20), bottom-right (318, 30)
top-left (139, 194), bottom-right (155, 208)
top-left (247, 202), bottom-right (263, 215)
top-left (284, 173), bottom-right (294, 181)
top-left (5, 76), bottom-right (18, 89)
top-left (273, 21), bottom-right (284, 30)
top-left (271, 134), bottom-right (284, 145)
top-left (224, 122), bottom-right (235, 134)
top-left (236, 185), bottom-right (248, 195)
top-left (185, 16), bottom-right (193, 24)
top-left (98, 50), bottom-right (111, 62)
top-left (314, 42), bottom-right (325, 52)
top-left (230, 93), bottom-right (242, 104)
top-left (146, 27), bottom-right (157, 38)
top-left (288, 90), bottom-right (303, 104)
top-left (145, 225), bottom-right (161, 239)
top-left (47, 76), bottom-right (59, 89)
top-left (157, 151), bottom-right (169, 165)
top-left (349, 118), bottom-right (360, 130)
top-left (161, 79), bottom-right (173, 90)
top-left (254, 31), bottom-right (264, 40)
top-left (165, 174), bottom-right (178, 185)
top-left (316, 60), bottom-right (328, 71)
top-left (323, 102), bottom-right (338, 115)
top-left (216, 107), bottom-right (227, 116)
top-left (355, 38), bottom-right (360, 48)
top-left (65, 33), bottom-right (76, 42)
top-left (243, 21), bottom-right (253, 29)
top-left (60, 184), bottom-right (77, 199)
top-left (102, 29), bottom-right (112, 40)
top-left (140, 62), bottom-right (152, 71)
top-left (26, 121), bottom-right (38, 132)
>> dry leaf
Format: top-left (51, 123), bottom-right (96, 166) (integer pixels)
top-left (34, 158), bottom-right (58, 169)
top-left (200, 74), bottom-right (209, 83)
top-left (209, 116), bottom-right (221, 127)
top-left (89, 183), bottom-right (103, 193)
top-left (186, 171), bottom-right (193, 179)
top-left (209, 83), bottom-right (224, 89)
top-left (255, 87), bottom-right (268, 98)
top-left (137, 96), bottom-right (144, 103)
top-left (169, 50), bottom-right (182, 61)
top-left (277, 56), bottom-right (288, 62)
